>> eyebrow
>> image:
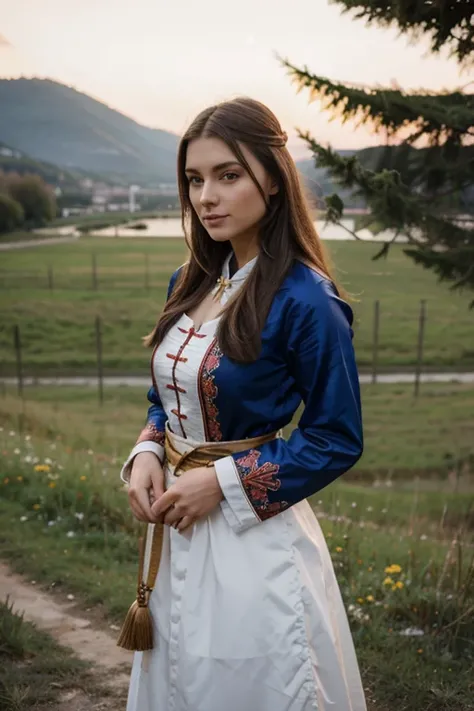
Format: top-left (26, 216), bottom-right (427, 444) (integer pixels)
top-left (184, 161), bottom-right (242, 175)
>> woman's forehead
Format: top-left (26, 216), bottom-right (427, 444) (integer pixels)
top-left (185, 136), bottom-right (253, 172)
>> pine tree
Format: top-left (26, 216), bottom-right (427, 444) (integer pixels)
top-left (281, 1), bottom-right (474, 302)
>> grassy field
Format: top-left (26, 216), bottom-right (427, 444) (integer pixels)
top-left (0, 237), bottom-right (473, 375)
top-left (0, 596), bottom-right (99, 710)
top-left (0, 594), bottom-right (124, 711)
top-left (0, 382), bottom-right (472, 710)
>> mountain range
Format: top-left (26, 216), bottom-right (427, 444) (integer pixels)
top-left (0, 78), bottom-right (179, 185)
top-left (0, 77), bottom-right (366, 199)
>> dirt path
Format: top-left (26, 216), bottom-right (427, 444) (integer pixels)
top-left (0, 561), bottom-right (132, 709)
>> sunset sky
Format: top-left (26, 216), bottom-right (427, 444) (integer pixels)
top-left (0, 0), bottom-right (466, 158)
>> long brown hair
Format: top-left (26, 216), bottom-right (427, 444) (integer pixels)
top-left (145, 96), bottom-right (338, 363)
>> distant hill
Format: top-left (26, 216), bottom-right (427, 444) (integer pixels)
top-left (0, 141), bottom-right (105, 188)
top-left (0, 78), bottom-right (179, 184)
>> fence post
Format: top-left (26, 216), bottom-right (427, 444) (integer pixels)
top-left (144, 252), bottom-right (150, 293)
top-left (92, 253), bottom-right (98, 291)
top-left (13, 324), bottom-right (23, 399)
top-left (48, 265), bottom-right (54, 291)
top-left (414, 300), bottom-right (426, 398)
top-left (371, 299), bottom-right (380, 384)
top-left (95, 316), bottom-right (104, 406)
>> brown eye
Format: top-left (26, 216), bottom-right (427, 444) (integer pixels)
top-left (222, 172), bottom-right (239, 181)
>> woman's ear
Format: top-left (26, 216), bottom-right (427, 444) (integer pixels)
top-left (268, 181), bottom-right (279, 196)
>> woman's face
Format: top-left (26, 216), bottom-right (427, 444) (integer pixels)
top-left (184, 136), bottom-right (278, 245)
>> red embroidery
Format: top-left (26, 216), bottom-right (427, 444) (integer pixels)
top-left (235, 449), bottom-right (288, 521)
top-left (199, 339), bottom-right (223, 441)
top-left (136, 422), bottom-right (165, 447)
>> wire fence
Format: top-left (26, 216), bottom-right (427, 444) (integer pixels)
top-left (1, 300), bottom-right (440, 406)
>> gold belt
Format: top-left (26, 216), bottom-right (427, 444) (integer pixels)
top-left (164, 426), bottom-right (281, 474)
top-left (117, 427), bottom-right (281, 651)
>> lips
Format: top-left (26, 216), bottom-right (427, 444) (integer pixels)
top-left (203, 215), bottom-right (228, 225)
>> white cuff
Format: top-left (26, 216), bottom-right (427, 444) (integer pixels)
top-left (120, 441), bottom-right (164, 485)
top-left (214, 455), bottom-right (260, 534)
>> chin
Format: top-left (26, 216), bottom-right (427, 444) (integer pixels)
top-left (205, 228), bottom-right (235, 242)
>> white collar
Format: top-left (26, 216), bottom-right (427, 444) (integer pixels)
top-left (221, 251), bottom-right (258, 282)
top-left (212, 251), bottom-right (258, 303)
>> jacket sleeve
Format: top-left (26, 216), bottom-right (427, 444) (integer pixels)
top-left (213, 278), bottom-right (363, 533)
top-left (120, 266), bottom-right (183, 484)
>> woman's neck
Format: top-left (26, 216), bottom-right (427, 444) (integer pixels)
top-left (230, 240), bottom-right (260, 272)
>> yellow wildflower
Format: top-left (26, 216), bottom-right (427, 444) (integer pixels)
top-left (17, 476), bottom-right (23, 482)
top-left (48, 481), bottom-right (56, 489)
top-left (79, 475), bottom-right (87, 481)
top-left (357, 597), bottom-right (364, 604)
top-left (326, 532), bottom-right (332, 538)
top-left (394, 581), bottom-right (404, 590)
top-left (335, 546), bottom-right (343, 553)
top-left (366, 595), bottom-right (374, 603)
top-left (385, 564), bottom-right (402, 575)
top-left (383, 577), bottom-right (394, 586)
top-left (368, 566), bottom-right (373, 572)
top-left (32, 503), bottom-right (41, 510)
top-left (34, 464), bottom-right (50, 473)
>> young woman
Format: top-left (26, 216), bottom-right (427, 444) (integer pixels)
top-left (120, 97), bottom-right (366, 711)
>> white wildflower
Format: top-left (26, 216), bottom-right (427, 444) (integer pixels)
top-left (66, 531), bottom-right (76, 538)
top-left (67, 594), bottom-right (75, 601)
top-left (399, 627), bottom-right (424, 637)
top-left (14, 448), bottom-right (20, 455)
top-left (9, 430), bottom-right (15, 436)
top-left (420, 534), bottom-right (428, 541)
top-left (74, 512), bottom-right (84, 521)
top-left (366, 506), bottom-right (373, 512)
top-left (44, 457), bottom-right (53, 465)
top-left (20, 516), bottom-right (28, 522)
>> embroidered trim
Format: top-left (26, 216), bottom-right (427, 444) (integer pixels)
top-left (234, 449), bottom-right (288, 521)
top-left (198, 338), bottom-right (223, 442)
top-left (136, 422), bottom-right (166, 447)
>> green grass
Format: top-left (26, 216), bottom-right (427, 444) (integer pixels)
top-left (0, 594), bottom-right (102, 710)
top-left (0, 395), bottom-right (473, 711)
top-left (0, 238), bottom-right (472, 374)
top-left (0, 231), bottom-right (75, 244)
top-left (0, 382), bottom-right (472, 482)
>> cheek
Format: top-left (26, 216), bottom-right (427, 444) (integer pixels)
top-left (230, 180), bottom-right (266, 221)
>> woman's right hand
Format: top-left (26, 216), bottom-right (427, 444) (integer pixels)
top-left (127, 451), bottom-right (165, 523)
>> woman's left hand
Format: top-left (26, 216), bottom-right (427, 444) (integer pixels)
top-left (150, 466), bottom-right (224, 533)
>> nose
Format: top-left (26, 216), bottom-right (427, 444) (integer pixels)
top-left (199, 180), bottom-right (218, 208)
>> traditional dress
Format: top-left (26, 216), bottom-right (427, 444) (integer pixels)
top-left (120, 251), bottom-right (366, 711)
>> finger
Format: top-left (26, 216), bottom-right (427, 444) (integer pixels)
top-left (151, 488), bottom-right (178, 516)
top-left (176, 516), bottom-right (194, 533)
top-left (163, 505), bottom-right (185, 527)
top-left (130, 486), bottom-right (155, 522)
top-left (151, 468), bottom-right (164, 501)
top-left (128, 497), bottom-right (149, 522)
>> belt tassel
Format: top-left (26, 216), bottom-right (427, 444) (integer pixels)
top-left (117, 524), bottom-right (163, 651)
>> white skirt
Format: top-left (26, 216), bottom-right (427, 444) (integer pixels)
top-left (125, 429), bottom-right (367, 711)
